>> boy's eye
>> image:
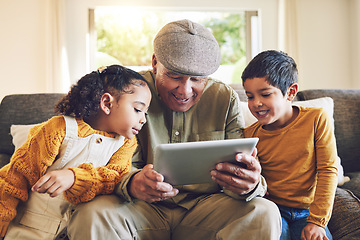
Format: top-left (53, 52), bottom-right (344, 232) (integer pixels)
top-left (262, 93), bottom-right (271, 97)
top-left (246, 96), bottom-right (254, 100)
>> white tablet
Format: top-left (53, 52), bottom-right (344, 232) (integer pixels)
top-left (153, 138), bottom-right (259, 186)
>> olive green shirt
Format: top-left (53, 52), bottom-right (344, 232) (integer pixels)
top-left (116, 70), bottom-right (267, 209)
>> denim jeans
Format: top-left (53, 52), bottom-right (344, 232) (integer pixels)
top-left (277, 204), bottom-right (333, 240)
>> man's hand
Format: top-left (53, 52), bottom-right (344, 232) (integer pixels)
top-left (210, 148), bottom-right (261, 195)
top-left (31, 169), bottom-right (75, 197)
top-left (129, 164), bottom-right (179, 202)
top-left (301, 223), bottom-right (329, 240)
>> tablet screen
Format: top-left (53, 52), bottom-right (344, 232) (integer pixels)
top-left (153, 138), bottom-right (259, 186)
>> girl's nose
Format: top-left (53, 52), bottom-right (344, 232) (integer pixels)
top-left (140, 115), bottom-right (147, 125)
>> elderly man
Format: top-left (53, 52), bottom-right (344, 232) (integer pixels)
top-left (66, 19), bottom-right (281, 240)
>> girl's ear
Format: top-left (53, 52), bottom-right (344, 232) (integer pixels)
top-left (100, 93), bottom-right (114, 115)
top-left (287, 83), bottom-right (299, 101)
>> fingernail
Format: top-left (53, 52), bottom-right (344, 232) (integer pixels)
top-left (216, 164), bottom-right (223, 170)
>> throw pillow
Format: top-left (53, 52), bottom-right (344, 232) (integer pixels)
top-left (10, 124), bottom-right (38, 151)
top-left (239, 97), bottom-right (349, 186)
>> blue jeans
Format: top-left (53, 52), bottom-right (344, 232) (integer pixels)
top-left (277, 204), bottom-right (333, 240)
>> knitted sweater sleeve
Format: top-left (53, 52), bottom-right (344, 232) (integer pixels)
top-left (0, 116), bottom-right (65, 237)
top-left (64, 136), bottom-right (137, 205)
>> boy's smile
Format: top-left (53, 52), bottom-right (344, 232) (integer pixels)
top-left (244, 77), bottom-right (298, 130)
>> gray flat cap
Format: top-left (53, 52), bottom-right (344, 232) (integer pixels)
top-left (154, 19), bottom-right (221, 77)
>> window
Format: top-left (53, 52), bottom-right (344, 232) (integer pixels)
top-left (89, 7), bottom-right (260, 84)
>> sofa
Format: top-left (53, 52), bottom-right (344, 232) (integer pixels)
top-left (0, 90), bottom-right (360, 239)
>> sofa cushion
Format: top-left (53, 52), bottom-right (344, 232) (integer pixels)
top-left (297, 89), bottom-right (360, 173)
top-left (10, 124), bottom-right (38, 151)
top-left (328, 187), bottom-right (360, 240)
top-left (341, 172), bottom-right (360, 199)
top-left (0, 154), bottom-right (10, 168)
top-left (0, 93), bottom-right (64, 156)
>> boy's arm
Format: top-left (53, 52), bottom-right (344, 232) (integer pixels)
top-left (307, 109), bottom-right (338, 228)
top-left (64, 137), bottom-right (137, 205)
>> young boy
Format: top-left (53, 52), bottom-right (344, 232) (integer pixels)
top-left (242, 50), bottom-right (338, 240)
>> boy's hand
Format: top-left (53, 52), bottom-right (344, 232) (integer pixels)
top-left (301, 222), bottom-right (329, 240)
top-left (31, 169), bottom-right (75, 197)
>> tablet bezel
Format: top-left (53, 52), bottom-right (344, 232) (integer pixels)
top-left (153, 138), bottom-right (259, 186)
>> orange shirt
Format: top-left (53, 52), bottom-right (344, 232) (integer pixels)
top-left (244, 106), bottom-right (338, 227)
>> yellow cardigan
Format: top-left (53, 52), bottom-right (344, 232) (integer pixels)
top-left (0, 116), bottom-right (137, 237)
top-left (244, 106), bottom-right (338, 228)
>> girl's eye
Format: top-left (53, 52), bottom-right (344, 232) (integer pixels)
top-left (134, 108), bottom-right (141, 113)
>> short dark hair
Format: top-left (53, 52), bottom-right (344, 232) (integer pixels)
top-left (55, 64), bottom-right (148, 119)
top-left (241, 50), bottom-right (298, 95)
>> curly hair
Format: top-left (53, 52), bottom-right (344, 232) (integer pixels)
top-left (55, 64), bottom-right (147, 119)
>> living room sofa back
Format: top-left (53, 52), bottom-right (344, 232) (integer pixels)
top-left (1, 89), bottom-right (360, 175)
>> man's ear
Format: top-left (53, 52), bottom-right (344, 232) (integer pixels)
top-left (152, 53), bottom-right (158, 74)
top-left (100, 93), bottom-right (114, 115)
top-left (287, 83), bottom-right (299, 101)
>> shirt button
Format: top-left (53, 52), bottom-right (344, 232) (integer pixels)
top-left (96, 138), bottom-right (102, 144)
top-left (174, 131), bottom-right (180, 136)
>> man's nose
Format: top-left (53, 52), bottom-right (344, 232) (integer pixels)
top-left (177, 78), bottom-right (192, 95)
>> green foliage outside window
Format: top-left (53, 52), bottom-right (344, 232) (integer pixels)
top-left (95, 10), bottom-right (247, 83)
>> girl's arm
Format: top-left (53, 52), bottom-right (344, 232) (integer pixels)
top-left (64, 137), bottom-right (137, 205)
top-left (0, 117), bottom-right (65, 237)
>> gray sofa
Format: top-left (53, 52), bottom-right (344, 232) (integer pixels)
top-left (0, 90), bottom-right (360, 239)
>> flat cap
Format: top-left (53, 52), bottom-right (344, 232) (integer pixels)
top-left (154, 19), bottom-right (221, 77)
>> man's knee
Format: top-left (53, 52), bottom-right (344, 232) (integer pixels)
top-left (67, 195), bottom-right (122, 239)
top-left (250, 197), bottom-right (282, 238)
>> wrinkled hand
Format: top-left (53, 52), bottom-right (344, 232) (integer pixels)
top-left (31, 169), bottom-right (75, 197)
top-left (129, 164), bottom-right (179, 203)
top-left (210, 148), bottom-right (261, 195)
top-left (301, 223), bottom-right (329, 240)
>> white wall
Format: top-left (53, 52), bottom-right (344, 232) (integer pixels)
top-left (0, 0), bottom-right (48, 101)
top-left (296, 0), bottom-right (352, 90)
top-left (0, 0), bottom-right (359, 101)
top-left (350, 0), bottom-right (360, 89)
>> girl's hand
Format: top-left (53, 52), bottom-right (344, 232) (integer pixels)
top-left (301, 222), bottom-right (329, 240)
top-left (31, 169), bottom-right (75, 197)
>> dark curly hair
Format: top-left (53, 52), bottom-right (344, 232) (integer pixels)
top-left (55, 64), bottom-right (148, 119)
top-left (241, 50), bottom-right (298, 96)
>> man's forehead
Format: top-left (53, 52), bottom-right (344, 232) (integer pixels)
top-left (164, 68), bottom-right (208, 80)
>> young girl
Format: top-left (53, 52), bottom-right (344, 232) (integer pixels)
top-left (0, 64), bottom-right (151, 240)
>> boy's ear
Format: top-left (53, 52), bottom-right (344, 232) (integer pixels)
top-left (100, 93), bottom-right (114, 115)
top-left (287, 83), bottom-right (299, 101)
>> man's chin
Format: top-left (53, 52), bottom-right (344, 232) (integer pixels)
top-left (169, 103), bottom-right (193, 112)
